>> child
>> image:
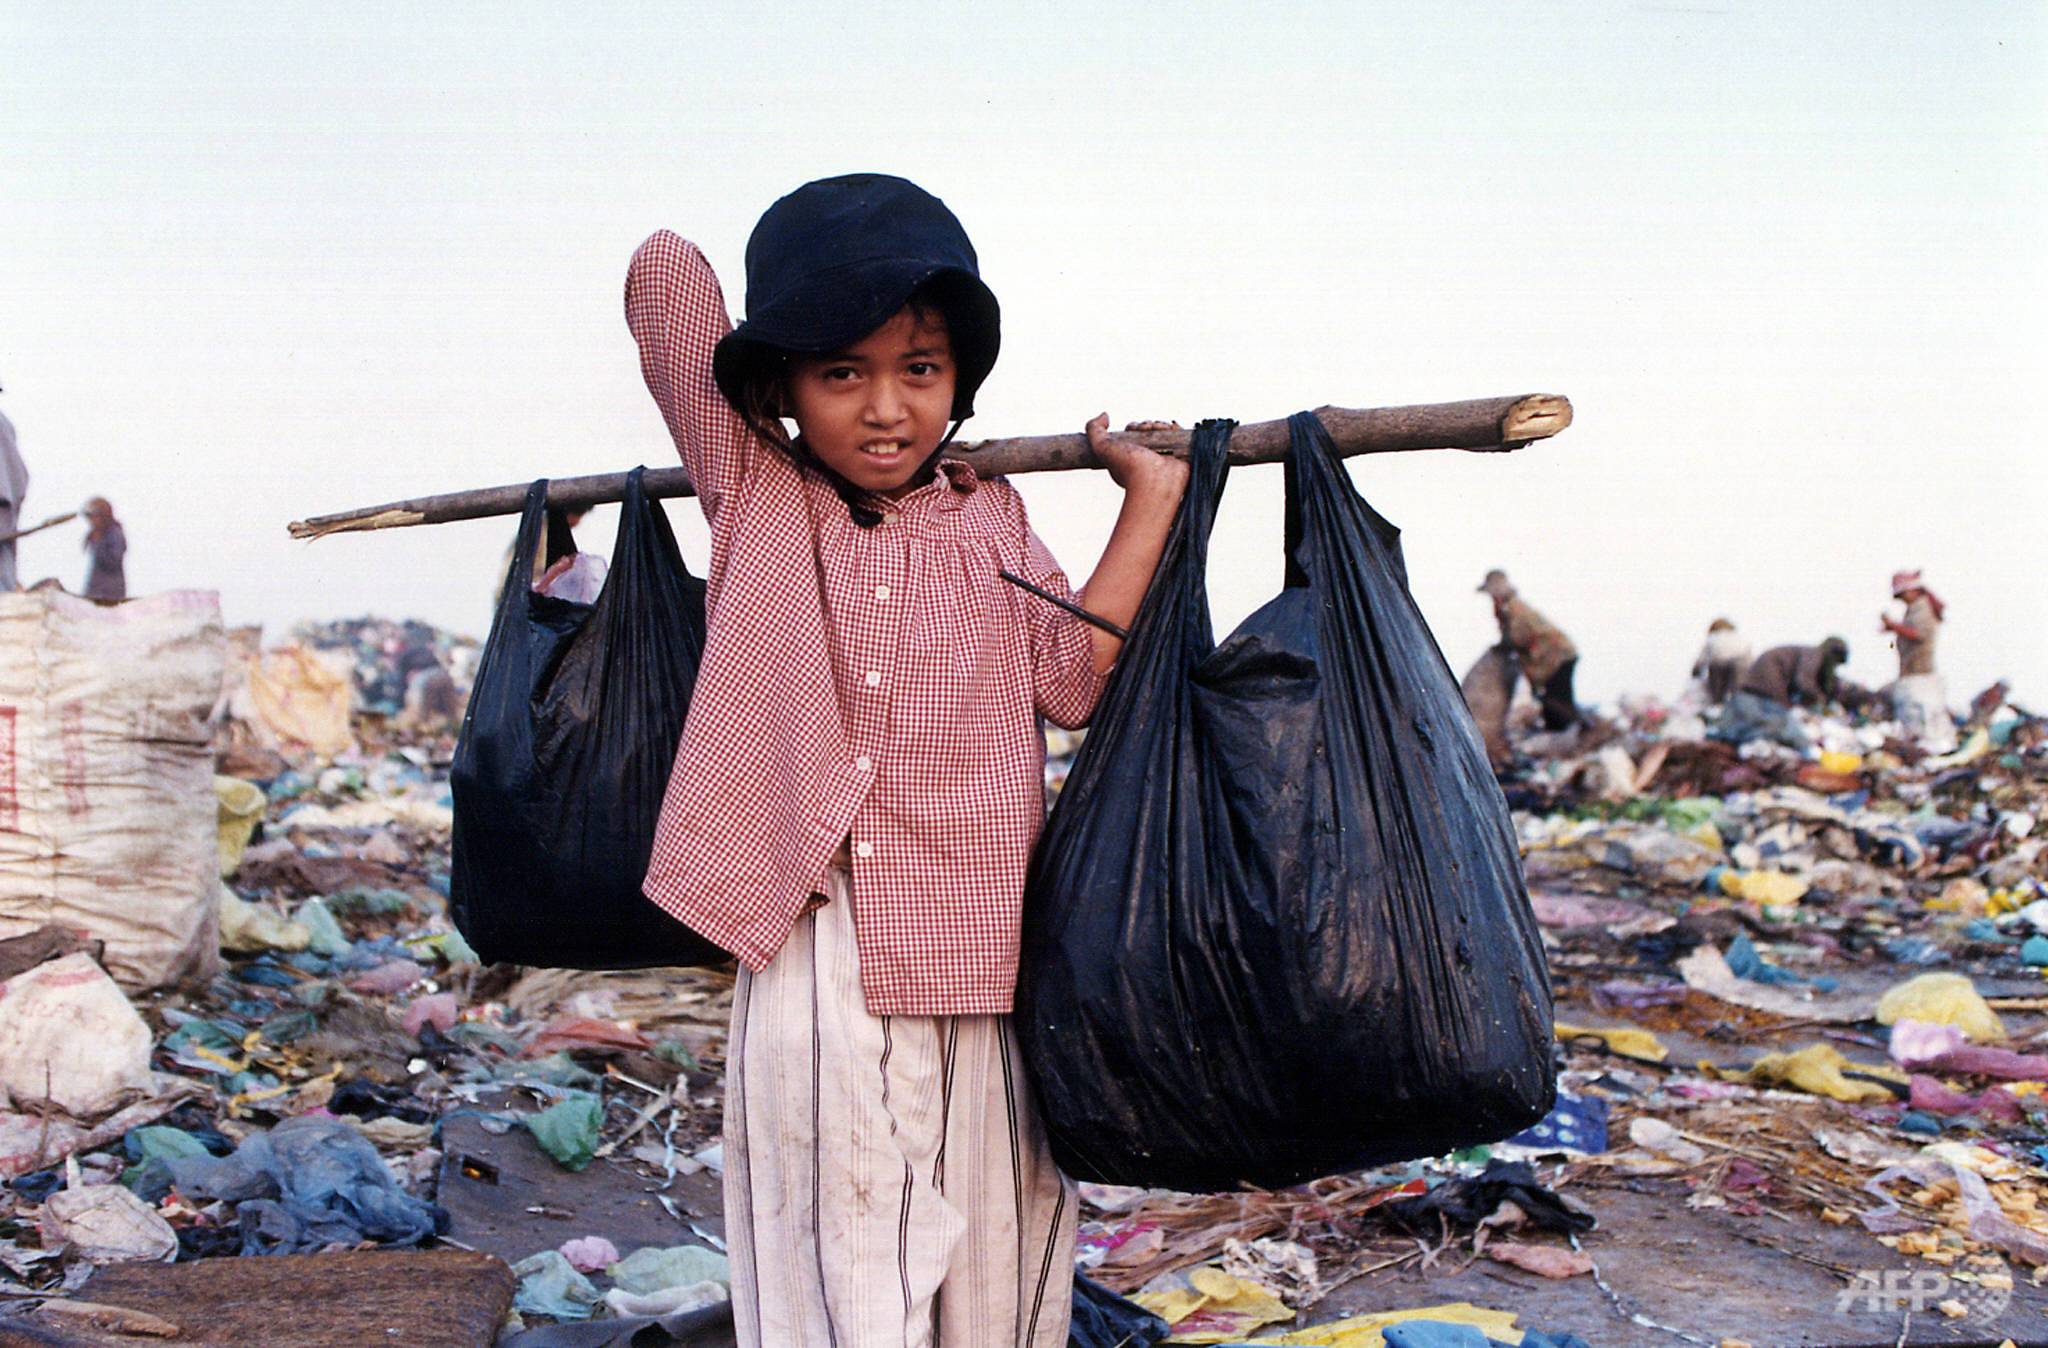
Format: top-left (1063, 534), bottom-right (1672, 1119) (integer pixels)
top-left (624, 174), bottom-right (1186, 1346)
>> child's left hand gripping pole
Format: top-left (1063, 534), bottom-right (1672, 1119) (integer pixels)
top-left (1065, 415), bottom-right (1191, 672)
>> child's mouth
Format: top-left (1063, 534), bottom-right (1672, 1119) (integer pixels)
top-left (859, 441), bottom-right (909, 460)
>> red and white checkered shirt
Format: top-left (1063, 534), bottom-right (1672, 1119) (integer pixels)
top-left (626, 230), bottom-right (1107, 1015)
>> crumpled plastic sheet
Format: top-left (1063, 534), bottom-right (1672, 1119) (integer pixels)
top-left (512, 1248), bottom-right (604, 1320)
top-left (1861, 1155), bottom-right (2048, 1265)
top-left (158, 1114), bottom-right (444, 1255)
top-left (527, 1092), bottom-right (605, 1172)
top-left (606, 1244), bottom-right (730, 1294)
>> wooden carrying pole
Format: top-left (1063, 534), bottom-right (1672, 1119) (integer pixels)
top-left (287, 393), bottom-right (1570, 541)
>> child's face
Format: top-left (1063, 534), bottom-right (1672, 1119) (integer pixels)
top-left (785, 306), bottom-right (956, 498)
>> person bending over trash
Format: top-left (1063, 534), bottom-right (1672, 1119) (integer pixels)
top-left (624, 174), bottom-right (1186, 1347)
top-left (1714, 636), bottom-right (1850, 752)
top-left (1478, 568), bottom-right (1580, 731)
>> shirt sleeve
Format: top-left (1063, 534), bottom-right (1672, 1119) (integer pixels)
top-left (1018, 525), bottom-right (1110, 730)
top-left (623, 230), bottom-right (762, 525)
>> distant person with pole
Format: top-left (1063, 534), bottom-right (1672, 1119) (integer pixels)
top-left (1478, 569), bottom-right (1580, 730)
top-left (0, 380), bottom-right (26, 592)
top-left (82, 497), bottom-right (126, 602)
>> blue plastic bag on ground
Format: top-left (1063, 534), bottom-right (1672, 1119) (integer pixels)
top-left (163, 1114), bottom-right (444, 1254)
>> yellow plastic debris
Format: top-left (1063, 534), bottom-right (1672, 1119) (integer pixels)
top-left (1555, 1021), bottom-right (1669, 1063)
top-left (1875, 973), bottom-right (2007, 1043)
top-left (1706, 1043), bottom-right (1904, 1103)
top-left (1682, 821), bottom-right (1725, 853)
top-left (1926, 878), bottom-right (1990, 916)
top-left (1819, 750), bottom-right (1864, 775)
top-left (247, 643), bottom-right (354, 758)
top-left (1926, 729), bottom-right (1992, 770)
top-left (1245, 1302), bottom-right (1523, 1346)
top-left (215, 775), bottom-right (267, 877)
top-left (217, 887), bottom-right (312, 954)
top-left (1132, 1266), bottom-right (1294, 1343)
top-left (1717, 870), bottom-right (1810, 906)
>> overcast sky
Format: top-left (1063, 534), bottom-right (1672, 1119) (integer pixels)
top-left (4, 2), bottom-right (2043, 705)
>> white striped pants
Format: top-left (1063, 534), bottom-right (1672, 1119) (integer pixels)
top-left (723, 865), bottom-right (1076, 1347)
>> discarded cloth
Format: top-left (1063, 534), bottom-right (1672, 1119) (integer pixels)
top-left (1383, 1160), bottom-right (1595, 1237)
top-left (1724, 933), bottom-right (1837, 991)
top-left (1505, 1092), bottom-right (1610, 1156)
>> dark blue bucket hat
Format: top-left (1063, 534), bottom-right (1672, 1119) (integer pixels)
top-left (713, 174), bottom-right (1000, 422)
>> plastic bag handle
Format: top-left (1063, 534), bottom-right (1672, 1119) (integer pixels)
top-left (1280, 409), bottom-right (1399, 591)
top-left (1175, 419), bottom-right (1236, 656)
top-left (500, 479), bottom-right (552, 599)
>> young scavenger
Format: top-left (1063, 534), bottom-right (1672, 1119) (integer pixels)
top-left (624, 175), bottom-right (1186, 1346)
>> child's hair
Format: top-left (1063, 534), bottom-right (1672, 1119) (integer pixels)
top-left (730, 287), bottom-right (962, 529)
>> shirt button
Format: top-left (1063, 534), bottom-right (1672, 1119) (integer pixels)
top-left (855, 755), bottom-right (873, 773)
top-left (874, 584), bottom-right (891, 601)
top-left (854, 841), bottom-right (874, 859)
top-left (864, 671), bottom-right (882, 688)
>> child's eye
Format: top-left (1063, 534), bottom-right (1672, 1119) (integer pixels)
top-left (821, 366), bottom-right (859, 382)
top-left (907, 361), bottom-right (942, 378)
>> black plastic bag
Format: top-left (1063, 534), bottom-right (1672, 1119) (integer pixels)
top-left (451, 469), bottom-right (726, 969)
top-left (1017, 414), bottom-right (1554, 1191)
top-left (1069, 1273), bottom-right (1170, 1347)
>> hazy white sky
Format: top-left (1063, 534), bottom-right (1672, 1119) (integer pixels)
top-left (5, 2), bottom-right (2043, 704)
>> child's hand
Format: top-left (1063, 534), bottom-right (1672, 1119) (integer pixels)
top-left (1086, 414), bottom-right (1190, 500)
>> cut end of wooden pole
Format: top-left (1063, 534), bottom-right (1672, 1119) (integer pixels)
top-left (288, 508), bottom-right (427, 541)
top-left (1500, 394), bottom-right (1572, 444)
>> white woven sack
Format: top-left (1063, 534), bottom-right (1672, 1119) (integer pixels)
top-left (0, 590), bottom-right (226, 989)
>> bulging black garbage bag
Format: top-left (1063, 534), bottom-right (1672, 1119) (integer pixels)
top-left (451, 468), bottom-right (726, 969)
top-left (1017, 414), bottom-right (1553, 1191)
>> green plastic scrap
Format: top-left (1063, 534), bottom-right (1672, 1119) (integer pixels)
top-left (406, 928), bottom-right (480, 966)
top-left (121, 1126), bottom-right (209, 1189)
top-left (323, 887), bottom-right (412, 916)
top-left (607, 1244), bottom-right (732, 1294)
top-left (259, 1009), bottom-right (321, 1044)
top-left (526, 1092), bottom-right (605, 1171)
top-left (509, 1249), bottom-right (602, 1320)
top-left (486, 1050), bottom-right (603, 1091)
top-left (162, 1019), bottom-right (241, 1056)
top-left (292, 898), bottom-right (352, 957)
top-left (652, 1039), bottom-right (697, 1072)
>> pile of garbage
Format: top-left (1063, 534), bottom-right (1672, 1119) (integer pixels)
top-left (1028, 679), bottom-right (2048, 1341)
top-left (6, 591), bottom-right (2047, 1346)
top-left (0, 601), bottom-right (739, 1342)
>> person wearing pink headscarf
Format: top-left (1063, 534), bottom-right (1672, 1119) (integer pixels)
top-left (1882, 570), bottom-right (1943, 681)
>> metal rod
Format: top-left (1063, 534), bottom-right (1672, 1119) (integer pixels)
top-left (997, 570), bottom-right (1130, 640)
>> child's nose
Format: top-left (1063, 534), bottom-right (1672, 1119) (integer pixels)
top-left (863, 377), bottom-right (909, 425)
